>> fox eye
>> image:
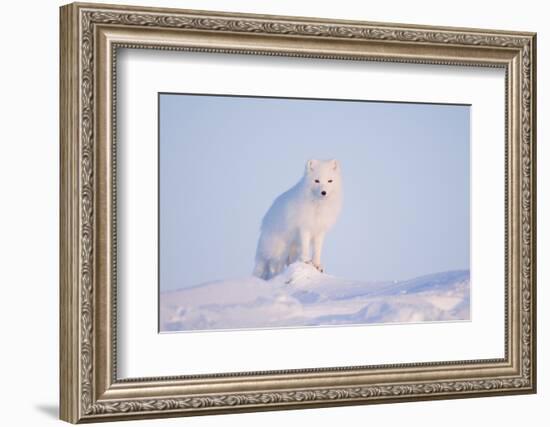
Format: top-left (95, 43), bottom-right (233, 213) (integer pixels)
top-left (328, 180), bottom-right (333, 183)
top-left (314, 179), bottom-right (320, 183)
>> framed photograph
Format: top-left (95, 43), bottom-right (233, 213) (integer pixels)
top-left (60, 2), bottom-right (537, 423)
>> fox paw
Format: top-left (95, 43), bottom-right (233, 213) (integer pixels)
top-left (305, 260), bottom-right (324, 273)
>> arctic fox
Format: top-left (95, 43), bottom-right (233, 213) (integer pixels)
top-left (253, 159), bottom-right (343, 280)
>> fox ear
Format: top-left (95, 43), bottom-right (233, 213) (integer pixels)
top-left (307, 159), bottom-right (317, 172)
top-left (331, 159), bottom-right (340, 171)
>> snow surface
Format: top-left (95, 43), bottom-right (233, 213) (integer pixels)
top-left (160, 263), bottom-right (470, 332)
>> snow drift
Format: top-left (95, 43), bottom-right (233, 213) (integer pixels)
top-left (160, 263), bottom-right (470, 332)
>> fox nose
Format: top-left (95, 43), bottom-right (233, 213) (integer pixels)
top-left (321, 191), bottom-right (327, 196)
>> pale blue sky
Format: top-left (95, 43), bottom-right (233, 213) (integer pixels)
top-left (160, 93), bottom-right (470, 291)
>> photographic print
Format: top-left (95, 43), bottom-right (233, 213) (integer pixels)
top-left (159, 93), bottom-right (471, 332)
top-left (60, 5), bottom-right (536, 420)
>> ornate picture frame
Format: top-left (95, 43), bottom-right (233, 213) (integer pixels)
top-left (60, 2), bottom-right (536, 423)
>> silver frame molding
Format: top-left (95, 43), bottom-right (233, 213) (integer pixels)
top-left (60, 2), bottom-right (537, 423)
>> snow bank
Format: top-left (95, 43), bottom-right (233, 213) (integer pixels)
top-left (160, 263), bottom-right (470, 332)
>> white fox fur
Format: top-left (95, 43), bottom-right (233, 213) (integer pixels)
top-left (253, 159), bottom-right (343, 280)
